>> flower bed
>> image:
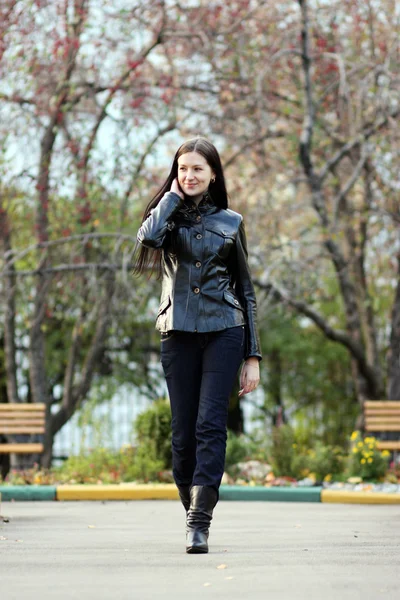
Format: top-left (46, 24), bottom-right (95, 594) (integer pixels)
top-left (1, 430), bottom-right (399, 488)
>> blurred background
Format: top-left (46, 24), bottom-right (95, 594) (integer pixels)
top-left (0, 0), bottom-right (398, 480)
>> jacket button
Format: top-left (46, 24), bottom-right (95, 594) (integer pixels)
top-left (195, 261), bottom-right (201, 268)
top-left (196, 215), bottom-right (201, 222)
top-left (234, 299), bottom-right (239, 305)
top-left (196, 233), bottom-right (202, 240)
top-left (194, 287), bottom-right (200, 294)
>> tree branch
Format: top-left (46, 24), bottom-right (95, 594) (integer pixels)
top-left (0, 262), bottom-right (133, 277)
top-left (318, 109), bottom-right (400, 183)
top-left (223, 130), bottom-right (286, 169)
top-left (51, 271), bottom-right (116, 435)
top-left (3, 232), bottom-right (137, 270)
top-left (254, 278), bottom-right (381, 397)
top-left (333, 148), bottom-right (368, 220)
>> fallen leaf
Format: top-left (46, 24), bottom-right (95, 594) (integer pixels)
top-left (88, 525), bottom-right (96, 529)
top-left (217, 564), bottom-right (227, 570)
top-left (203, 583), bottom-right (211, 587)
top-left (0, 536), bottom-right (7, 540)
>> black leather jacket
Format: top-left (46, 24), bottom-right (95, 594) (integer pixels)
top-left (137, 191), bottom-right (262, 361)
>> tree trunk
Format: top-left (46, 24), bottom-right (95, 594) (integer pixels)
top-left (44, 271), bottom-right (116, 467)
top-left (388, 237), bottom-right (400, 400)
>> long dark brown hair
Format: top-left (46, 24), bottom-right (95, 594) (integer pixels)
top-left (132, 137), bottom-right (229, 279)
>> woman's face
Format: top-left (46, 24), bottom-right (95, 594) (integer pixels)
top-left (177, 151), bottom-right (215, 197)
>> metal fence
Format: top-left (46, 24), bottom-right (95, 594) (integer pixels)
top-left (51, 382), bottom-right (263, 466)
top-left (52, 384), bottom-right (156, 464)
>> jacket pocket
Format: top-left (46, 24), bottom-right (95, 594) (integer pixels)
top-left (205, 227), bottom-right (235, 259)
top-left (205, 226), bottom-right (235, 240)
top-left (157, 295), bottom-right (171, 317)
top-left (223, 290), bottom-right (244, 311)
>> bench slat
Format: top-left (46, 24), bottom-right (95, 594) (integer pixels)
top-left (0, 412), bottom-right (45, 418)
top-left (0, 403), bottom-right (46, 411)
top-left (0, 426), bottom-right (45, 434)
top-left (376, 441), bottom-right (400, 451)
top-left (0, 443), bottom-right (44, 454)
top-left (365, 409), bottom-right (400, 416)
top-left (364, 401), bottom-right (400, 408)
top-left (0, 404), bottom-right (46, 454)
top-left (365, 419), bottom-right (400, 425)
top-left (365, 424), bottom-right (400, 431)
top-left (0, 419), bottom-right (45, 426)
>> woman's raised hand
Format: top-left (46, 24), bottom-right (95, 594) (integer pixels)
top-left (171, 178), bottom-right (184, 199)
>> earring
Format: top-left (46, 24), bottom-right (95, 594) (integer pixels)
top-left (210, 177), bottom-right (216, 183)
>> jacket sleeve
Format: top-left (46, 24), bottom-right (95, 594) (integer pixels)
top-left (137, 192), bottom-right (184, 249)
top-left (234, 218), bottom-right (262, 362)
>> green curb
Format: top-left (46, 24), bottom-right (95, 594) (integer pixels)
top-left (219, 485), bottom-right (322, 502)
top-left (2, 485), bottom-right (399, 504)
top-left (0, 486), bottom-right (56, 501)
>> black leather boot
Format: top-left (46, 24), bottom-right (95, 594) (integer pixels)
top-left (186, 485), bottom-right (218, 554)
top-left (177, 484), bottom-right (191, 512)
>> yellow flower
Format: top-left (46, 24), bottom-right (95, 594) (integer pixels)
top-left (361, 458), bottom-right (366, 464)
top-left (324, 474), bottom-right (332, 482)
top-left (367, 458), bottom-right (373, 463)
top-left (350, 431), bottom-right (358, 441)
top-left (352, 447), bottom-right (358, 453)
top-left (292, 443), bottom-right (297, 448)
top-left (382, 450), bottom-right (390, 458)
top-left (357, 441), bottom-right (363, 448)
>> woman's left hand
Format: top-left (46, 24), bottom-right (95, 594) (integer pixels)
top-left (238, 357), bottom-right (260, 397)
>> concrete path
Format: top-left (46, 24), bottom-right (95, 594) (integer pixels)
top-left (1, 501), bottom-right (399, 600)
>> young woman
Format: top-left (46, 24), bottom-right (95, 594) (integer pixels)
top-left (134, 137), bottom-right (262, 554)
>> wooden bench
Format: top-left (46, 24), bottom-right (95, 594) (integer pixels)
top-left (364, 401), bottom-right (400, 451)
top-left (0, 403), bottom-right (46, 454)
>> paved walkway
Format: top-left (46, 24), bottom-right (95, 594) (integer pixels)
top-left (1, 501), bottom-right (399, 600)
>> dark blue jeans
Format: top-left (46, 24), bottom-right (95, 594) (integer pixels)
top-left (160, 325), bottom-right (245, 492)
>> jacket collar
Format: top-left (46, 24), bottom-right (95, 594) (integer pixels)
top-left (180, 192), bottom-right (219, 216)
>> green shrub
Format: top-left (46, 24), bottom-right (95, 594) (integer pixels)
top-left (225, 432), bottom-right (251, 469)
top-left (306, 442), bottom-right (346, 482)
top-left (52, 399), bottom-right (172, 484)
top-left (134, 399), bottom-right (172, 468)
top-left (53, 443), bottom-right (165, 484)
top-left (54, 447), bottom-right (127, 484)
top-left (245, 428), bottom-right (271, 463)
top-left (346, 431), bottom-right (390, 481)
top-left (121, 441), bottom-right (165, 483)
top-left (270, 424), bottom-right (298, 478)
top-left (270, 425), bottom-right (349, 482)
top-left (1, 464), bottom-right (58, 485)
top-left (290, 452), bottom-right (311, 479)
